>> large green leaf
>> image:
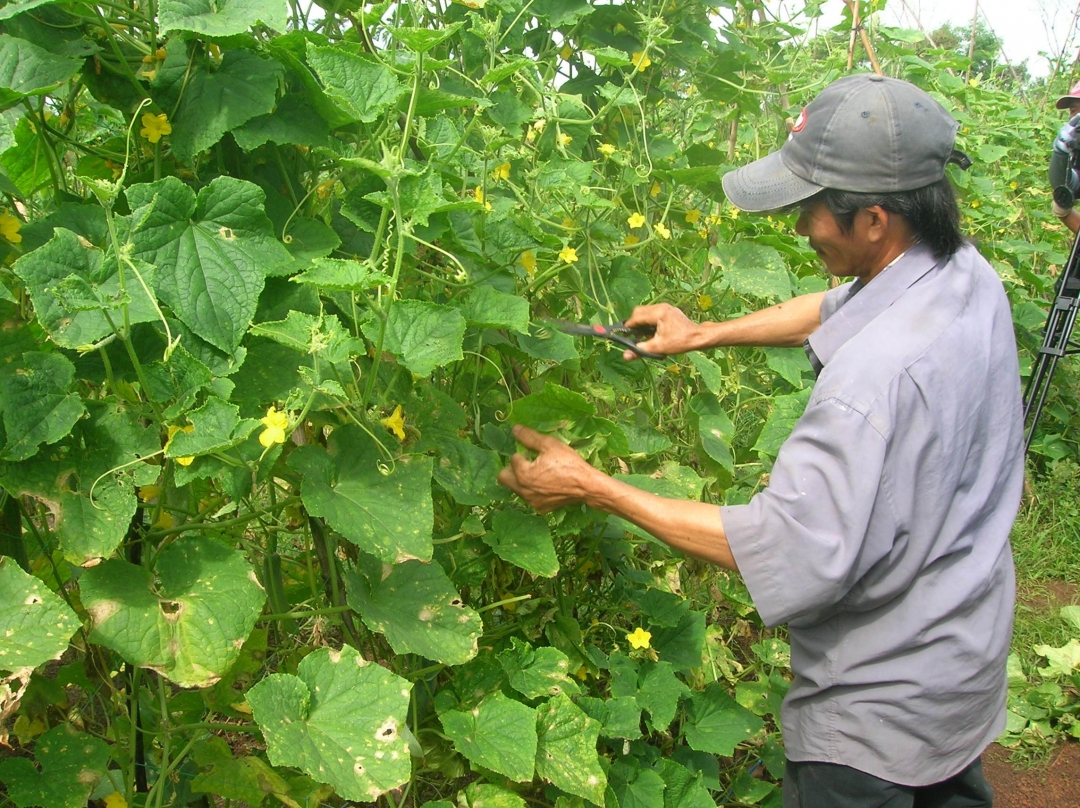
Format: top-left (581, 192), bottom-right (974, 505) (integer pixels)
top-left (165, 397), bottom-right (260, 459)
top-left (233, 93), bottom-right (330, 151)
top-left (13, 228), bottom-right (160, 349)
top-left (509, 383), bottom-right (594, 432)
top-left (0, 726), bottom-right (111, 808)
top-left (683, 682), bottom-right (763, 757)
top-left (307, 44), bottom-right (405, 124)
top-left (689, 393), bottom-right (734, 473)
top-left (710, 242), bottom-right (793, 302)
top-left (498, 638), bottom-right (580, 699)
top-left (247, 645), bottom-right (413, 802)
top-left (289, 425), bottom-right (434, 563)
top-left (1, 352), bottom-right (84, 462)
top-left (0, 34), bottom-right (80, 110)
top-left (535, 695), bottom-right (606, 805)
top-left (485, 510), bottom-right (559, 577)
top-left (440, 692), bottom-right (537, 782)
top-left (162, 49), bottom-right (283, 163)
top-left (636, 661), bottom-right (688, 731)
top-left (344, 557), bottom-right (481, 665)
top-left (54, 477), bottom-right (137, 567)
top-left (655, 760), bottom-right (714, 808)
top-left (127, 176), bottom-right (291, 352)
top-left (609, 764), bottom-right (666, 808)
top-left (460, 286), bottom-right (530, 334)
top-left (362, 301), bottom-right (466, 377)
top-left (159, 0), bottom-right (288, 37)
top-left (651, 611), bottom-right (706, 671)
top-left (191, 737), bottom-right (292, 807)
top-left (0, 558), bottom-right (79, 675)
top-left (80, 537), bottom-right (266, 687)
top-left (752, 387), bottom-right (812, 458)
top-left (432, 437), bottom-right (504, 506)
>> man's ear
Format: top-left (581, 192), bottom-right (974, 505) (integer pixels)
top-left (860, 205), bottom-right (890, 243)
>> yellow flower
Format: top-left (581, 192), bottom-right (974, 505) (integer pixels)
top-left (259, 406), bottom-right (290, 448)
top-left (684, 209), bottom-right (701, 224)
top-left (562, 216), bottom-right (576, 228)
top-left (624, 234), bottom-right (640, 246)
top-left (971, 200), bottom-right (980, 209)
top-left (729, 207), bottom-right (740, 219)
top-left (631, 51), bottom-right (652, 71)
top-left (0, 211), bottom-right (22, 244)
top-left (519, 250), bottom-right (537, 275)
top-left (474, 186), bottom-right (492, 212)
top-left (650, 180), bottom-right (661, 198)
top-left (152, 511), bottom-right (174, 531)
top-left (533, 119), bottom-right (546, 132)
top-left (557, 132), bottom-right (573, 147)
top-left (380, 405), bottom-right (406, 441)
top-left (559, 245), bottom-right (578, 264)
top-left (627, 627), bottom-right (652, 649)
top-left (137, 484), bottom-right (162, 501)
top-left (654, 222), bottom-right (671, 239)
top-left (493, 162), bottom-right (511, 181)
top-left (1010, 182), bottom-right (1018, 190)
top-left (627, 212), bottom-right (646, 229)
top-left (316, 178), bottom-right (337, 199)
top-left (698, 293), bottom-right (713, 310)
top-left (140, 112), bottom-right (171, 144)
top-left (165, 424), bottom-right (194, 466)
top-left (598, 143), bottom-right (617, 157)
top-left (560, 43), bottom-right (573, 60)
top-left (104, 792), bottom-right (128, 808)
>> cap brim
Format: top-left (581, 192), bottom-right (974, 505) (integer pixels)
top-left (1057, 95), bottom-right (1080, 109)
top-left (721, 150), bottom-right (823, 213)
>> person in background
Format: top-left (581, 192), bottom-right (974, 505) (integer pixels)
top-left (1052, 80), bottom-right (1080, 235)
top-left (500, 74), bottom-right (1024, 807)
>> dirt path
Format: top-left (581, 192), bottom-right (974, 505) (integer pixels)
top-left (983, 742), bottom-right (1080, 807)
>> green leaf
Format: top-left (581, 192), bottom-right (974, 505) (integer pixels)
top-left (0, 34), bottom-right (80, 110)
top-left (463, 784), bottom-right (527, 808)
top-left (499, 638), bottom-right (580, 699)
top-left (288, 425), bottom-right (434, 563)
top-left (247, 645), bottom-right (413, 802)
top-left (13, 228), bottom-right (161, 349)
top-left (0, 558), bottom-right (79, 674)
top-left (460, 286), bottom-right (530, 334)
top-left (687, 353), bottom-right (724, 396)
top-left (0, 0), bottom-right (64, 21)
top-left (1035, 639), bottom-right (1080, 677)
top-left (535, 695), bottom-right (606, 806)
top-left (81, 537), bottom-right (266, 687)
top-left (517, 326), bottom-right (579, 365)
top-left (710, 242), bottom-right (793, 302)
top-left (485, 509), bottom-right (559, 578)
top-left (54, 477), bottom-right (137, 567)
top-left (636, 661), bottom-right (688, 731)
top-left (575, 696), bottom-right (641, 740)
top-left (344, 558), bottom-right (481, 665)
top-left (362, 301), bottom-right (466, 377)
top-left (233, 94), bottom-right (330, 151)
top-left (164, 49), bottom-right (284, 163)
top-left (390, 23), bottom-right (465, 54)
top-left (250, 310), bottom-right (361, 365)
top-left (1, 352), bottom-right (84, 462)
top-left (651, 610), bottom-right (705, 672)
top-left (976, 144), bottom-right (1009, 164)
top-left (542, 0), bottom-right (595, 27)
top-left (128, 176), bottom-right (291, 352)
top-left (588, 47), bottom-right (632, 67)
top-left (752, 388), bottom-right (812, 458)
top-left (510, 383), bottom-right (594, 432)
top-left (0, 726), bottom-right (110, 808)
top-left (166, 397), bottom-right (260, 459)
top-left (683, 682), bottom-right (763, 757)
top-left (655, 760), bottom-right (714, 808)
top-left (191, 736), bottom-right (292, 806)
top-left (308, 45), bottom-right (405, 123)
top-left (689, 392), bottom-right (734, 473)
top-left (292, 256), bottom-right (390, 291)
top-left (159, 0), bottom-right (288, 37)
top-left (432, 437), bottom-right (504, 506)
top-left (609, 764), bottom-right (666, 808)
top-left (440, 692), bottom-right (537, 781)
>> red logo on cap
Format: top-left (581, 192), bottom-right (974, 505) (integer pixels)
top-left (791, 108), bottom-right (808, 133)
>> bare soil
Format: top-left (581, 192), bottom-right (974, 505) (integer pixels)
top-left (984, 742), bottom-right (1080, 808)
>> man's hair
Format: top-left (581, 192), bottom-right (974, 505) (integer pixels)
top-left (812, 178), bottom-right (966, 258)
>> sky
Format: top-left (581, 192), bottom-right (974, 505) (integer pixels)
top-left (767, 0), bottom-right (1080, 79)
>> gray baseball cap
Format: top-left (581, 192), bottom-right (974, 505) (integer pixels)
top-left (722, 74), bottom-right (961, 213)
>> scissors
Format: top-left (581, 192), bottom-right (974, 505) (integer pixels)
top-left (550, 320), bottom-right (665, 359)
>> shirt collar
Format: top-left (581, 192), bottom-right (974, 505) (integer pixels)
top-left (805, 242), bottom-right (944, 372)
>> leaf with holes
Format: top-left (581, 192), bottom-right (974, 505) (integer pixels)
top-left (289, 425), bottom-right (434, 564)
top-left (0, 726), bottom-right (111, 808)
top-left (535, 695), bottom-right (606, 806)
top-left (127, 176), bottom-right (290, 352)
top-left (0, 558), bottom-right (79, 675)
top-left (246, 645), bottom-right (413, 803)
top-left (80, 537), bottom-right (265, 688)
top-left (440, 692), bottom-right (537, 782)
top-left (362, 301), bottom-right (466, 377)
top-left (344, 557), bottom-right (480, 665)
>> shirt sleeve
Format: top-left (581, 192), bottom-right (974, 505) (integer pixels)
top-left (720, 396), bottom-right (896, 628)
top-left (820, 281), bottom-right (857, 324)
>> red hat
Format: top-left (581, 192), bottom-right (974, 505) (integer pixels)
top-left (1056, 79), bottom-right (1080, 109)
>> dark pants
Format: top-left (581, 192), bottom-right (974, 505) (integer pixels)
top-left (783, 758), bottom-right (994, 808)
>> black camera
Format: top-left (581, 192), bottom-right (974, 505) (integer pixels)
top-left (1050, 113), bottom-right (1080, 209)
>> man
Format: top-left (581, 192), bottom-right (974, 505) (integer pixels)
top-left (1052, 80), bottom-right (1080, 235)
top-left (499, 75), bottom-right (1025, 807)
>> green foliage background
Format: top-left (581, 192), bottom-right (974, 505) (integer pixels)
top-left (0, 0), bottom-right (1079, 806)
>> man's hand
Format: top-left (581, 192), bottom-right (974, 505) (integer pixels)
top-left (622, 303), bottom-right (701, 361)
top-left (497, 425), bottom-right (599, 512)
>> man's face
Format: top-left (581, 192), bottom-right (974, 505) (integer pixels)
top-left (795, 201), bottom-right (870, 279)
top-left (1069, 100), bottom-right (1080, 117)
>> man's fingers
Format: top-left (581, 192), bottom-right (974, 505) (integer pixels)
top-left (625, 304), bottom-right (663, 329)
top-left (511, 423), bottom-right (562, 452)
top-left (497, 464), bottom-right (521, 493)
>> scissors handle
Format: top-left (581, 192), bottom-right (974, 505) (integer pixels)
top-left (607, 322), bottom-right (664, 359)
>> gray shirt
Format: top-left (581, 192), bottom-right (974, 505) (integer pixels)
top-left (721, 242), bottom-right (1024, 786)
